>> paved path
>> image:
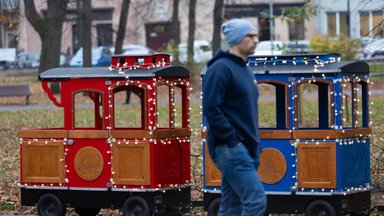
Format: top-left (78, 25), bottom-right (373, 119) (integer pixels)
top-left (1, 89), bottom-right (384, 112)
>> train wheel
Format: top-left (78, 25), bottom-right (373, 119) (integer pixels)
top-left (37, 193), bottom-right (66, 216)
top-left (207, 197), bottom-right (220, 216)
top-left (122, 196), bottom-right (151, 216)
top-left (74, 208), bottom-right (101, 216)
top-left (305, 199), bottom-right (336, 216)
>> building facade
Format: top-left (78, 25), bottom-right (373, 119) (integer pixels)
top-left (1, 0), bottom-right (382, 55)
top-left (316, 0), bottom-right (384, 39)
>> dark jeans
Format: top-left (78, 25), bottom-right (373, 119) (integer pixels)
top-left (213, 143), bottom-right (267, 216)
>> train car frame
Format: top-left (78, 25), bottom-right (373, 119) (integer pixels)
top-left (18, 54), bottom-right (192, 216)
top-left (202, 54), bottom-right (372, 216)
top-left (17, 52), bottom-right (375, 216)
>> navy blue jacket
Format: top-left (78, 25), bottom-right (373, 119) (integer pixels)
top-left (202, 50), bottom-right (260, 159)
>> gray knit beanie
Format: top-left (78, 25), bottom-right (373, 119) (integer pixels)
top-left (222, 18), bottom-right (256, 47)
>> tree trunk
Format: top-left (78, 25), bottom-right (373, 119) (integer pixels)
top-left (81, 0), bottom-right (92, 67)
top-left (187, 0), bottom-right (196, 67)
top-left (171, 0), bottom-right (180, 63)
top-left (115, 0), bottom-right (131, 55)
top-left (212, 0), bottom-right (224, 54)
top-left (24, 0), bottom-right (68, 73)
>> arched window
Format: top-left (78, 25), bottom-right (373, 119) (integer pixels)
top-left (155, 82), bottom-right (189, 129)
top-left (258, 81), bottom-right (289, 129)
top-left (156, 84), bottom-right (170, 128)
top-left (295, 80), bottom-right (333, 129)
top-left (174, 84), bottom-right (189, 128)
top-left (113, 85), bottom-right (145, 129)
top-left (342, 79), bottom-right (370, 128)
top-left (357, 80), bottom-right (370, 128)
top-left (73, 90), bottom-right (104, 129)
top-left (341, 81), bottom-right (353, 128)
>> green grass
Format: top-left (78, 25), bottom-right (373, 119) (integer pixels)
top-left (0, 203), bottom-right (15, 211)
top-left (1, 81), bottom-right (384, 214)
top-left (370, 63), bottom-right (384, 74)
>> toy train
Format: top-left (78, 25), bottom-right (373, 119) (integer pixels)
top-left (18, 53), bottom-right (373, 216)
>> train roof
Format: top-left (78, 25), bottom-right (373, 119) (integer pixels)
top-left (38, 65), bottom-right (190, 81)
top-left (250, 60), bottom-right (369, 75)
top-left (200, 54), bottom-right (369, 75)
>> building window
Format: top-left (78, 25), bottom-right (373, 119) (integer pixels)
top-left (96, 23), bottom-right (113, 46)
top-left (360, 11), bottom-right (384, 37)
top-left (327, 13), bottom-right (336, 36)
top-left (288, 20), bottom-right (304, 40)
top-left (339, 12), bottom-right (349, 36)
top-left (327, 12), bottom-right (349, 37)
top-left (372, 11), bottom-right (384, 37)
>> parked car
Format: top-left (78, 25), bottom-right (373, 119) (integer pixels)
top-left (104, 44), bottom-right (153, 65)
top-left (0, 48), bottom-right (17, 69)
top-left (60, 53), bottom-right (66, 66)
top-left (253, 41), bottom-right (284, 55)
top-left (360, 38), bottom-right (384, 61)
top-left (69, 46), bottom-right (112, 67)
top-left (121, 44), bottom-right (153, 55)
top-left (70, 45), bottom-right (153, 67)
top-left (23, 53), bottom-right (40, 68)
top-left (178, 40), bottom-right (212, 63)
top-left (285, 40), bottom-right (312, 54)
top-left (17, 52), bottom-right (40, 68)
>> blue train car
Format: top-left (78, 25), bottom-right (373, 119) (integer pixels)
top-left (202, 54), bottom-right (371, 215)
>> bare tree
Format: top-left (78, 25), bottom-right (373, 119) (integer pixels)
top-left (187, 0), bottom-right (196, 66)
top-left (81, 0), bottom-right (92, 67)
top-left (24, 0), bottom-right (69, 73)
top-left (171, 0), bottom-right (180, 63)
top-left (212, 0), bottom-right (224, 53)
top-left (0, 0), bottom-right (21, 48)
top-left (115, 0), bottom-right (131, 55)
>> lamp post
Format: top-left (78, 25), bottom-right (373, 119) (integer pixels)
top-left (269, 1), bottom-right (274, 54)
top-left (347, 0), bottom-right (350, 37)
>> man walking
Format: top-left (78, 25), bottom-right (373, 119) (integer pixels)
top-left (202, 18), bottom-right (266, 216)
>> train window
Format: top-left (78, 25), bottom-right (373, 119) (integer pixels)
top-left (258, 82), bottom-right (288, 129)
top-left (136, 58), bottom-right (144, 65)
top-left (258, 83), bottom-right (276, 128)
top-left (341, 81), bottom-right (353, 128)
top-left (73, 90), bottom-right (104, 129)
top-left (157, 85), bottom-right (170, 128)
top-left (357, 81), bottom-right (369, 128)
top-left (113, 86), bottom-right (144, 129)
top-left (296, 81), bottom-right (332, 129)
top-left (174, 86), bottom-right (183, 128)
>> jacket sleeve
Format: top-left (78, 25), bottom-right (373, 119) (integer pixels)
top-left (202, 64), bottom-right (238, 146)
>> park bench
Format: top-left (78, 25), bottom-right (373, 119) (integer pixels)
top-left (0, 84), bottom-right (32, 105)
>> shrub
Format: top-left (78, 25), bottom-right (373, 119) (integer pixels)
top-left (310, 35), bottom-right (360, 60)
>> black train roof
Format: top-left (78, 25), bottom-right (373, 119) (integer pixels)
top-left (200, 61), bottom-right (369, 76)
top-left (200, 54), bottom-right (370, 75)
top-left (39, 65), bottom-right (190, 81)
top-left (250, 61), bottom-right (370, 75)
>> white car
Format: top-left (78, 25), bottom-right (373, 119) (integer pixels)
top-left (69, 46), bottom-right (112, 67)
top-left (253, 41), bottom-right (284, 56)
top-left (178, 40), bottom-right (212, 63)
top-left (120, 44), bottom-right (153, 55)
top-left (285, 40), bottom-right (312, 54)
top-left (361, 38), bottom-right (384, 61)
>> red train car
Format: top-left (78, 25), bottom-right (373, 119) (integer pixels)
top-left (18, 54), bottom-right (191, 216)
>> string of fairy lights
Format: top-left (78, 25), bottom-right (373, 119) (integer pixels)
top-left (18, 54), bottom-right (375, 196)
top-left (202, 55), bottom-right (373, 194)
top-left (19, 58), bottom-right (194, 190)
